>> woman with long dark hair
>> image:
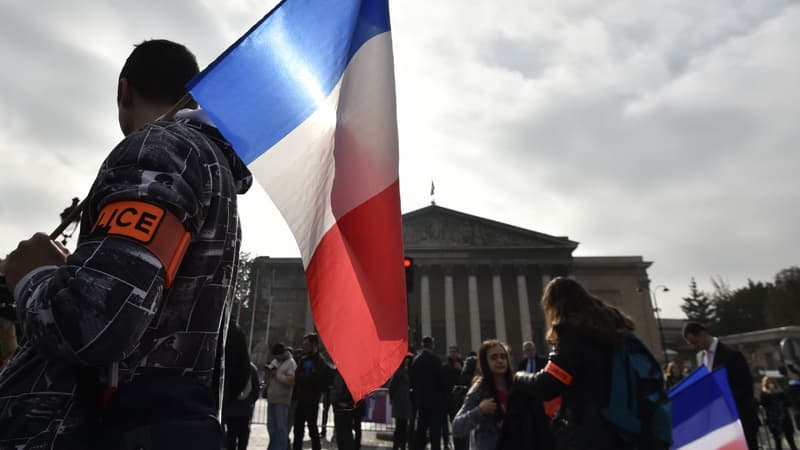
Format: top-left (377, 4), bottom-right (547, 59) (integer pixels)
top-left (512, 276), bottom-right (636, 450)
top-left (451, 340), bottom-right (512, 450)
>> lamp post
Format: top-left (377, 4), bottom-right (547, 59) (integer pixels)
top-left (651, 285), bottom-right (669, 365)
top-left (639, 284), bottom-right (669, 365)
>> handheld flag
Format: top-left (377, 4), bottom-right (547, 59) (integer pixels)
top-left (187, 0), bottom-right (407, 401)
top-left (669, 368), bottom-right (748, 450)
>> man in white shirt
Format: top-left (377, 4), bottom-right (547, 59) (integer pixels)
top-left (683, 322), bottom-right (758, 450)
top-left (699, 335), bottom-right (719, 368)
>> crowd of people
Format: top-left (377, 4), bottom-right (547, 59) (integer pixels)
top-left (215, 278), bottom-right (800, 450)
top-left (383, 277), bottom-right (668, 450)
top-left (248, 332), bottom-right (365, 450)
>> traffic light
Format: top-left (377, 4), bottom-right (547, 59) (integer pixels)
top-left (404, 257), bottom-right (414, 294)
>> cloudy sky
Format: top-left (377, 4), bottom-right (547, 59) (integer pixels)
top-left (1, 0), bottom-right (798, 318)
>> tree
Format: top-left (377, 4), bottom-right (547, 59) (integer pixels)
top-left (766, 267), bottom-right (800, 328)
top-left (714, 279), bottom-right (770, 335)
top-left (709, 276), bottom-right (733, 304)
top-left (681, 278), bottom-right (715, 326)
top-left (232, 252), bottom-right (253, 311)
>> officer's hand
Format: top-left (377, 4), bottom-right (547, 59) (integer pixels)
top-left (478, 398), bottom-right (497, 415)
top-left (5, 233), bottom-right (68, 290)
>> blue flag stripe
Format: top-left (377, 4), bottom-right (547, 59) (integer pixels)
top-left (187, 0), bottom-right (391, 164)
top-left (667, 365), bottom-right (709, 398)
top-left (670, 368), bottom-right (741, 448)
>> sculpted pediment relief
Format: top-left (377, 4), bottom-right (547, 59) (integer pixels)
top-left (402, 206), bottom-right (576, 249)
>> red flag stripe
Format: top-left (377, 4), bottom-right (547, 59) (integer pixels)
top-left (305, 180), bottom-right (407, 400)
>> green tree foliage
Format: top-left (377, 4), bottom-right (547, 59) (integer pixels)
top-left (714, 279), bottom-right (770, 335)
top-left (681, 278), bottom-right (715, 326)
top-left (688, 267), bottom-right (800, 335)
top-left (765, 266), bottom-right (800, 328)
top-left (233, 252), bottom-right (253, 308)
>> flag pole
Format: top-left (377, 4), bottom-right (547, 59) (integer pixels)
top-left (48, 93), bottom-right (194, 240)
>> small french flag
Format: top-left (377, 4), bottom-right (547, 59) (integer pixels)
top-left (187, 0), bottom-right (407, 401)
top-left (669, 367), bottom-right (749, 450)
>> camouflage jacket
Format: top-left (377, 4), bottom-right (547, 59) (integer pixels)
top-left (0, 111), bottom-right (252, 449)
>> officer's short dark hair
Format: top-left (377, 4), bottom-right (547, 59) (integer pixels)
top-left (119, 39), bottom-right (199, 107)
top-left (682, 322), bottom-right (708, 338)
top-left (422, 336), bottom-right (434, 349)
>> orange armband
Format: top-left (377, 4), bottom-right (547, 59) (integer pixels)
top-left (544, 361), bottom-right (574, 386)
top-left (92, 200), bottom-right (191, 287)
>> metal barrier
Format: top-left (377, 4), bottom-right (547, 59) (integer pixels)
top-left (251, 391), bottom-right (396, 435)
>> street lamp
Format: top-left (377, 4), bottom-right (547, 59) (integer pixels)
top-left (639, 284), bottom-right (670, 366)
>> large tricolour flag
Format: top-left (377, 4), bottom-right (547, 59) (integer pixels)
top-left (669, 367), bottom-right (748, 450)
top-left (187, 0), bottom-right (407, 400)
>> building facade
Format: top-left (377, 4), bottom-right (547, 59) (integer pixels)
top-left (238, 205), bottom-right (664, 365)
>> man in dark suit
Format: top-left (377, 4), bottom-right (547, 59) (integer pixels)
top-left (683, 322), bottom-right (759, 450)
top-left (411, 336), bottom-right (446, 450)
top-left (517, 341), bottom-right (547, 373)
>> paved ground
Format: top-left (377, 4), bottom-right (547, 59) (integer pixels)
top-left (247, 400), bottom-right (394, 449)
top-left (247, 425), bottom-right (394, 450)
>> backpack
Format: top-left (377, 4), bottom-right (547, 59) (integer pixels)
top-left (600, 332), bottom-right (672, 450)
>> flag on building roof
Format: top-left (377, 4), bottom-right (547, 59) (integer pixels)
top-left (187, 0), bottom-right (407, 401)
top-left (669, 367), bottom-right (748, 450)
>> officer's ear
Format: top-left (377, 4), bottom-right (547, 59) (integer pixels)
top-left (118, 78), bottom-right (133, 108)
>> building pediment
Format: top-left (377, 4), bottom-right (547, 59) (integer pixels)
top-left (402, 205), bottom-right (578, 250)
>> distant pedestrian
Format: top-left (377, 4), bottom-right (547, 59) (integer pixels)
top-left (331, 367), bottom-right (364, 450)
top-left (389, 354), bottom-right (413, 450)
top-left (760, 376), bottom-right (798, 450)
top-left (517, 341), bottom-right (546, 374)
top-left (223, 324), bottom-right (258, 450)
top-left (320, 353), bottom-right (335, 439)
top-left (663, 361), bottom-right (684, 391)
top-left (443, 345), bottom-right (466, 450)
top-left (266, 343), bottom-right (296, 450)
top-left (411, 336), bottom-right (446, 450)
top-left (684, 322), bottom-right (759, 450)
top-left (461, 352), bottom-right (478, 385)
top-left (224, 362), bottom-right (260, 450)
top-left (292, 333), bottom-right (327, 450)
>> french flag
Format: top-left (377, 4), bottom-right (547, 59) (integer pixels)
top-left (187, 0), bottom-right (407, 400)
top-left (669, 367), bottom-right (749, 450)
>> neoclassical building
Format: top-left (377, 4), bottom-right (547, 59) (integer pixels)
top-left (239, 204), bottom-right (664, 364)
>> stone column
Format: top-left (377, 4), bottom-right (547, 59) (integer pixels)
top-left (492, 266), bottom-right (507, 343)
top-left (516, 266), bottom-right (533, 343)
top-left (444, 269), bottom-right (456, 349)
top-left (305, 295), bottom-right (314, 333)
top-left (541, 273), bottom-right (551, 295)
top-left (467, 268), bottom-right (481, 352)
top-left (421, 270), bottom-right (432, 338)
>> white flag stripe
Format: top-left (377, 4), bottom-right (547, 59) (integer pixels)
top-left (675, 420), bottom-right (748, 450)
top-left (248, 32), bottom-right (398, 267)
top-left (330, 31), bottom-right (399, 218)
